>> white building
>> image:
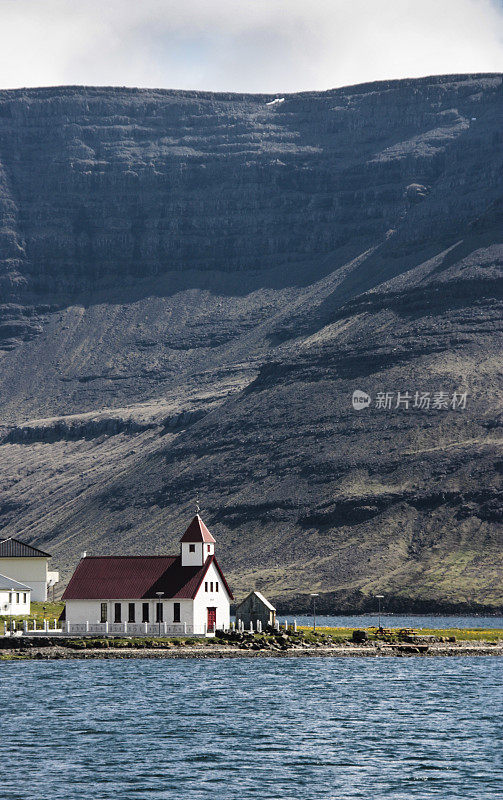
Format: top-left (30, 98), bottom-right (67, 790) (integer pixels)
top-left (62, 515), bottom-right (233, 635)
top-left (0, 573), bottom-right (31, 615)
top-left (0, 537), bottom-right (59, 601)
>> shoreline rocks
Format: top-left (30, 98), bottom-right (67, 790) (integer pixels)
top-left (1, 640), bottom-right (501, 661)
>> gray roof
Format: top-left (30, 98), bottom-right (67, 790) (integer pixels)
top-left (0, 572), bottom-right (31, 591)
top-left (0, 537), bottom-right (51, 558)
top-left (236, 590), bottom-right (276, 611)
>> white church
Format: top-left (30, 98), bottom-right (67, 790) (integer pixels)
top-left (62, 514), bottom-right (233, 635)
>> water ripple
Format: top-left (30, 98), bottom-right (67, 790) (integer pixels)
top-left (0, 656), bottom-right (501, 799)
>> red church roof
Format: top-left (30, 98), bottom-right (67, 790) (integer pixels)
top-left (61, 554), bottom-right (232, 600)
top-left (179, 515), bottom-right (216, 543)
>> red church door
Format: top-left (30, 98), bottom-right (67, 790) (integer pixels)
top-left (207, 607), bottom-right (216, 632)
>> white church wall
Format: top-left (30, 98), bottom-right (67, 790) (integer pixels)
top-left (181, 542), bottom-right (201, 566)
top-left (65, 599), bottom-right (102, 624)
top-left (65, 597), bottom-right (196, 628)
top-left (203, 542), bottom-right (214, 558)
top-left (193, 561), bottom-right (231, 631)
top-left (181, 542), bottom-right (214, 566)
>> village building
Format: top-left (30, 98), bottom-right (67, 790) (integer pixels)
top-left (0, 573), bottom-right (31, 616)
top-left (235, 590), bottom-right (276, 630)
top-left (0, 537), bottom-right (59, 602)
top-left (62, 515), bottom-right (233, 635)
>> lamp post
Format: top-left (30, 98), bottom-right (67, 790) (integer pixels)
top-left (310, 593), bottom-right (319, 633)
top-left (43, 605), bottom-right (47, 632)
top-left (376, 595), bottom-right (384, 630)
top-left (155, 592), bottom-right (164, 637)
top-left (2, 603), bottom-right (9, 636)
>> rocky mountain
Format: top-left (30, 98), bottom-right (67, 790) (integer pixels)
top-left (0, 74), bottom-right (501, 612)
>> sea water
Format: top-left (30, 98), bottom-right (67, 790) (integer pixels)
top-left (0, 656), bottom-right (501, 799)
top-left (276, 614), bottom-right (503, 629)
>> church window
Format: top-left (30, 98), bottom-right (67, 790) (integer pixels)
top-left (215, 582), bottom-right (219, 592)
top-left (207, 545), bottom-right (211, 552)
top-left (114, 603), bottom-right (121, 623)
top-left (100, 603), bottom-right (107, 623)
top-left (16, 593), bottom-right (20, 603)
top-left (8, 593), bottom-right (12, 604)
top-left (23, 593), bottom-right (27, 603)
top-left (156, 602), bottom-right (163, 623)
top-left (142, 602), bottom-right (149, 622)
top-left (210, 582), bottom-right (213, 592)
top-left (189, 544), bottom-right (196, 553)
top-left (128, 603), bottom-right (135, 623)
top-left (205, 582), bottom-right (208, 592)
top-left (173, 603), bottom-right (181, 622)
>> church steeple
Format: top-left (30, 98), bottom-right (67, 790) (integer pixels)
top-left (180, 514), bottom-right (216, 567)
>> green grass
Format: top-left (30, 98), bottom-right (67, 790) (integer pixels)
top-left (0, 600), bottom-right (65, 627)
top-left (298, 626), bottom-right (503, 642)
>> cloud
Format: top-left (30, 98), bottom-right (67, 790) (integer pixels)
top-left (0, 0), bottom-right (502, 92)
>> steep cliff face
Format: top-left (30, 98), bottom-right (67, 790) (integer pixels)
top-left (0, 75), bottom-right (501, 301)
top-left (0, 75), bottom-right (501, 610)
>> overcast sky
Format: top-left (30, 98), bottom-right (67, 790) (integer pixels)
top-left (0, 0), bottom-right (502, 93)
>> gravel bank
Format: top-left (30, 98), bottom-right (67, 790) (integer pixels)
top-left (1, 642), bottom-right (502, 660)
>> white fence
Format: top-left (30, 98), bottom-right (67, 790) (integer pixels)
top-left (2, 619), bottom-right (62, 636)
top-left (2, 619), bottom-right (299, 638)
top-left (62, 622), bottom-right (211, 636)
top-left (2, 619), bottom-right (223, 637)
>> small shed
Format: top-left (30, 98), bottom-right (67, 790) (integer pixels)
top-left (235, 591), bottom-right (276, 629)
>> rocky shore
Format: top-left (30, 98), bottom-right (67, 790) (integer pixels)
top-left (1, 633), bottom-right (502, 661)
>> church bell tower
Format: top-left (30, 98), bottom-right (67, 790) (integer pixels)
top-left (180, 514), bottom-right (216, 567)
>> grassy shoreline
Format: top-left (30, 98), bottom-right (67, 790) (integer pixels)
top-left (1, 626), bottom-right (502, 661)
top-left (297, 626), bottom-right (503, 641)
